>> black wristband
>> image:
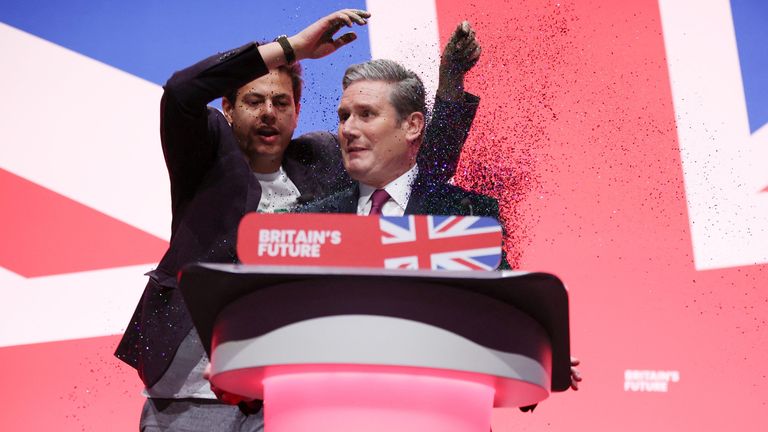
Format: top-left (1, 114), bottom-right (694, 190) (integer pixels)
top-left (274, 35), bottom-right (296, 64)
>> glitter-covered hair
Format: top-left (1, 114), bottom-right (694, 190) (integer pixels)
top-left (342, 59), bottom-right (426, 122)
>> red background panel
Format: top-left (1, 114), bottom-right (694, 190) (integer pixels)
top-left (439, 0), bottom-right (768, 430)
top-left (0, 336), bottom-right (143, 431)
top-left (0, 168), bottom-right (168, 277)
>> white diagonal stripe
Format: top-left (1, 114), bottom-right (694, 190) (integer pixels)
top-left (0, 23), bottom-right (170, 240)
top-left (658, 0), bottom-right (768, 269)
top-left (367, 0), bottom-right (441, 108)
top-left (0, 264), bottom-right (153, 347)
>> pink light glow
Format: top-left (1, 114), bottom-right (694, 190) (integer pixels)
top-left (263, 370), bottom-right (495, 432)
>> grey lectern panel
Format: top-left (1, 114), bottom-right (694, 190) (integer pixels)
top-left (178, 264), bottom-right (571, 392)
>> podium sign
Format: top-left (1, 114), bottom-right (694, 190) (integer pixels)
top-left (237, 213), bottom-right (502, 270)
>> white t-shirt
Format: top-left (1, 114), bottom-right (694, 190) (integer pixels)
top-left (253, 166), bottom-right (301, 213)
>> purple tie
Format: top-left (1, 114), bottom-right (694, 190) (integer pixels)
top-left (369, 189), bottom-right (391, 215)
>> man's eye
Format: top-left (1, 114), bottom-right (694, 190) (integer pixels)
top-left (361, 110), bottom-right (372, 118)
top-left (338, 112), bottom-right (349, 122)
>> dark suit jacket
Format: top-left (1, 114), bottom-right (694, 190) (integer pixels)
top-left (114, 42), bottom-right (479, 387)
top-left (301, 175), bottom-right (498, 217)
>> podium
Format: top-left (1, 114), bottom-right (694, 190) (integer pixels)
top-left (179, 264), bottom-right (571, 432)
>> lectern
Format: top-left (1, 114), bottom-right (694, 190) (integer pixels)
top-left (179, 263), bottom-right (570, 432)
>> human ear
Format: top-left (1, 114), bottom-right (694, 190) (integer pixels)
top-left (293, 101), bottom-right (301, 128)
top-left (404, 111), bottom-right (425, 142)
top-left (222, 96), bottom-right (235, 124)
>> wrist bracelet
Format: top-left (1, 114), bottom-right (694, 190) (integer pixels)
top-left (274, 35), bottom-right (296, 64)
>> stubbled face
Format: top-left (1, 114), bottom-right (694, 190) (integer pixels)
top-left (223, 70), bottom-right (299, 169)
top-left (337, 80), bottom-right (421, 188)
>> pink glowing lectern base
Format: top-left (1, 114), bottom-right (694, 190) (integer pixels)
top-left (179, 264), bottom-right (572, 432)
top-left (263, 368), bottom-right (494, 432)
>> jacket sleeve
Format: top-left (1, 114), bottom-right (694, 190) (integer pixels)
top-left (418, 92), bottom-right (480, 184)
top-left (159, 42), bottom-right (269, 216)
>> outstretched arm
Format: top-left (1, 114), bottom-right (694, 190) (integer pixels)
top-left (161, 9), bottom-right (369, 213)
top-left (420, 21), bottom-right (482, 184)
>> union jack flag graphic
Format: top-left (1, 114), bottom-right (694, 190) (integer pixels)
top-left (2, 1), bottom-right (767, 431)
top-left (379, 215), bottom-right (502, 270)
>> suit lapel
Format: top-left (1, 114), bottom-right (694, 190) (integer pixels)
top-left (405, 180), bottom-right (472, 216)
top-left (282, 157), bottom-right (313, 195)
top-left (405, 175), bottom-right (432, 214)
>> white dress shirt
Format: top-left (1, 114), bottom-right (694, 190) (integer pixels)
top-left (357, 165), bottom-right (418, 216)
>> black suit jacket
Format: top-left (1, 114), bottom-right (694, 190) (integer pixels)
top-left (115, 42), bottom-right (479, 387)
top-left (301, 175), bottom-right (498, 217)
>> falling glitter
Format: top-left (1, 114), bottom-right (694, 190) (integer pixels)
top-left (450, 2), bottom-right (579, 267)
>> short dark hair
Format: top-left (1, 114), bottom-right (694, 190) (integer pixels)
top-left (342, 59), bottom-right (425, 121)
top-left (224, 61), bottom-right (303, 107)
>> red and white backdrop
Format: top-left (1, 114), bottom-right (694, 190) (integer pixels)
top-left (1, 0), bottom-right (766, 430)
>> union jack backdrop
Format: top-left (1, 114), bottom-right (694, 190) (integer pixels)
top-left (0, 0), bottom-right (766, 431)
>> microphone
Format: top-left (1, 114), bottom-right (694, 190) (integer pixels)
top-left (460, 197), bottom-right (474, 216)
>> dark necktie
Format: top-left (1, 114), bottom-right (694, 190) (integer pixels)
top-left (369, 189), bottom-right (391, 215)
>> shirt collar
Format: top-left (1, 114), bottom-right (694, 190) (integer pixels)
top-left (252, 165), bottom-right (284, 182)
top-left (358, 164), bottom-right (419, 212)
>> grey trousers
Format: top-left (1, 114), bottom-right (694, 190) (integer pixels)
top-left (140, 398), bottom-right (264, 432)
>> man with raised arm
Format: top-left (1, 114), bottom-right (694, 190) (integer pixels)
top-left (115, 8), bottom-right (484, 432)
top-left (301, 57), bottom-right (582, 419)
top-left (298, 58), bottom-right (526, 418)
top-left (301, 56), bottom-right (498, 220)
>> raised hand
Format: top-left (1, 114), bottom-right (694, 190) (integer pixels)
top-left (437, 21), bottom-right (482, 100)
top-left (289, 9), bottom-right (371, 61)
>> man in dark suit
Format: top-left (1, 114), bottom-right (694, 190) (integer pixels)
top-left (114, 8), bottom-right (485, 432)
top-left (302, 56), bottom-right (499, 223)
top-left (300, 58), bottom-right (584, 415)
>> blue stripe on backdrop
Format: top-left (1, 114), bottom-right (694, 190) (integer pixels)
top-left (0, 0), bottom-right (371, 134)
top-left (730, 0), bottom-right (768, 134)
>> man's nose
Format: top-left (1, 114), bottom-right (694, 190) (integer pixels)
top-left (340, 116), bottom-right (360, 141)
top-left (260, 101), bottom-right (276, 123)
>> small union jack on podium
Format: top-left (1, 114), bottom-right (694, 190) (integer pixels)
top-left (237, 213), bottom-right (503, 271)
